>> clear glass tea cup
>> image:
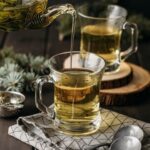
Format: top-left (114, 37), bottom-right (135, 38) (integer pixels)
top-left (35, 51), bottom-right (105, 136)
top-left (78, 4), bottom-right (138, 74)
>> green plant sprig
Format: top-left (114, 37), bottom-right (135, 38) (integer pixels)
top-left (0, 47), bottom-right (50, 92)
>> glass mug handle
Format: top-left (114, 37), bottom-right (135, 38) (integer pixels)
top-left (120, 22), bottom-right (138, 61)
top-left (35, 76), bottom-right (54, 118)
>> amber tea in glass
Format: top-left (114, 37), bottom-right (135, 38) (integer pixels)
top-left (35, 51), bottom-right (105, 136)
top-left (55, 69), bottom-right (99, 128)
top-left (81, 24), bottom-right (121, 68)
top-left (78, 5), bottom-right (138, 74)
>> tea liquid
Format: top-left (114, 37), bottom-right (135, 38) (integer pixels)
top-left (80, 24), bottom-right (121, 66)
top-left (54, 68), bottom-right (100, 127)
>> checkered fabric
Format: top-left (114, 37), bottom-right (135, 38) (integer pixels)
top-left (8, 106), bottom-right (150, 150)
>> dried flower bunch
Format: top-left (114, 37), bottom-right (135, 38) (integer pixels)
top-left (0, 47), bottom-right (50, 92)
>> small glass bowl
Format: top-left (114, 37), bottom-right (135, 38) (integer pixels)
top-left (0, 91), bottom-right (25, 117)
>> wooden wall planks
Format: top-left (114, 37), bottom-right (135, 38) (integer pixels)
top-left (2, 29), bottom-right (47, 56)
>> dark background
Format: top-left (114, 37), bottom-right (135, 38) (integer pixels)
top-left (118, 0), bottom-right (150, 18)
top-left (0, 1), bottom-right (150, 150)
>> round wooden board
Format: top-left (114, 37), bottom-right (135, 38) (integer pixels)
top-left (102, 62), bottom-right (133, 89)
top-left (100, 63), bottom-right (150, 106)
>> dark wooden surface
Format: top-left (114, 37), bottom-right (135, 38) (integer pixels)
top-left (0, 2), bottom-right (150, 150)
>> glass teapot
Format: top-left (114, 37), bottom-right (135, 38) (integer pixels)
top-left (0, 0), bottom-right (75, 31)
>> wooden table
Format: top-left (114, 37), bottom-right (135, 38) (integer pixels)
top-left (0, 21), bottom-right (150, 150)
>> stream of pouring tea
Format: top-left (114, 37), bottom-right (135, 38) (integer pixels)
top-left (69, 10), bottom-right (77, 118)
top-left (69, 10), bottom-right (77, 68)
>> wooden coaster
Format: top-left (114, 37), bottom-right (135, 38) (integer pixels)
top-left (102, 62), bottom-right (133, 89)
top-left (100, 63), bottom-right (150, 106)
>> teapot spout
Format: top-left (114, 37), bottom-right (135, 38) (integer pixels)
top-left (46, 4), bottom-right (76, 17)
top-left (27, 4), bottom-right (76, 29)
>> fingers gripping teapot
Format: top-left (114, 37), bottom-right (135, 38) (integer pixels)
top-left (0, 0), bottom-right (75, 31)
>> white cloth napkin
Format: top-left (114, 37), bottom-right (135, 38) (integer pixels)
top-left (8, 105), bottom-right (150, 150)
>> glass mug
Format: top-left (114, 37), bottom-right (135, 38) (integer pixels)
top-left (35, 51), bottom-right (105, 135)
top-left (78, 4), bottom-right (138, 73)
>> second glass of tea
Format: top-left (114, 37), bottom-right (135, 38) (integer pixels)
top-left (78, 4), bottom-right (138, 74)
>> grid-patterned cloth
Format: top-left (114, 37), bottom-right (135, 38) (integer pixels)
top-left (8, 106), bottom-right (150, 150)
